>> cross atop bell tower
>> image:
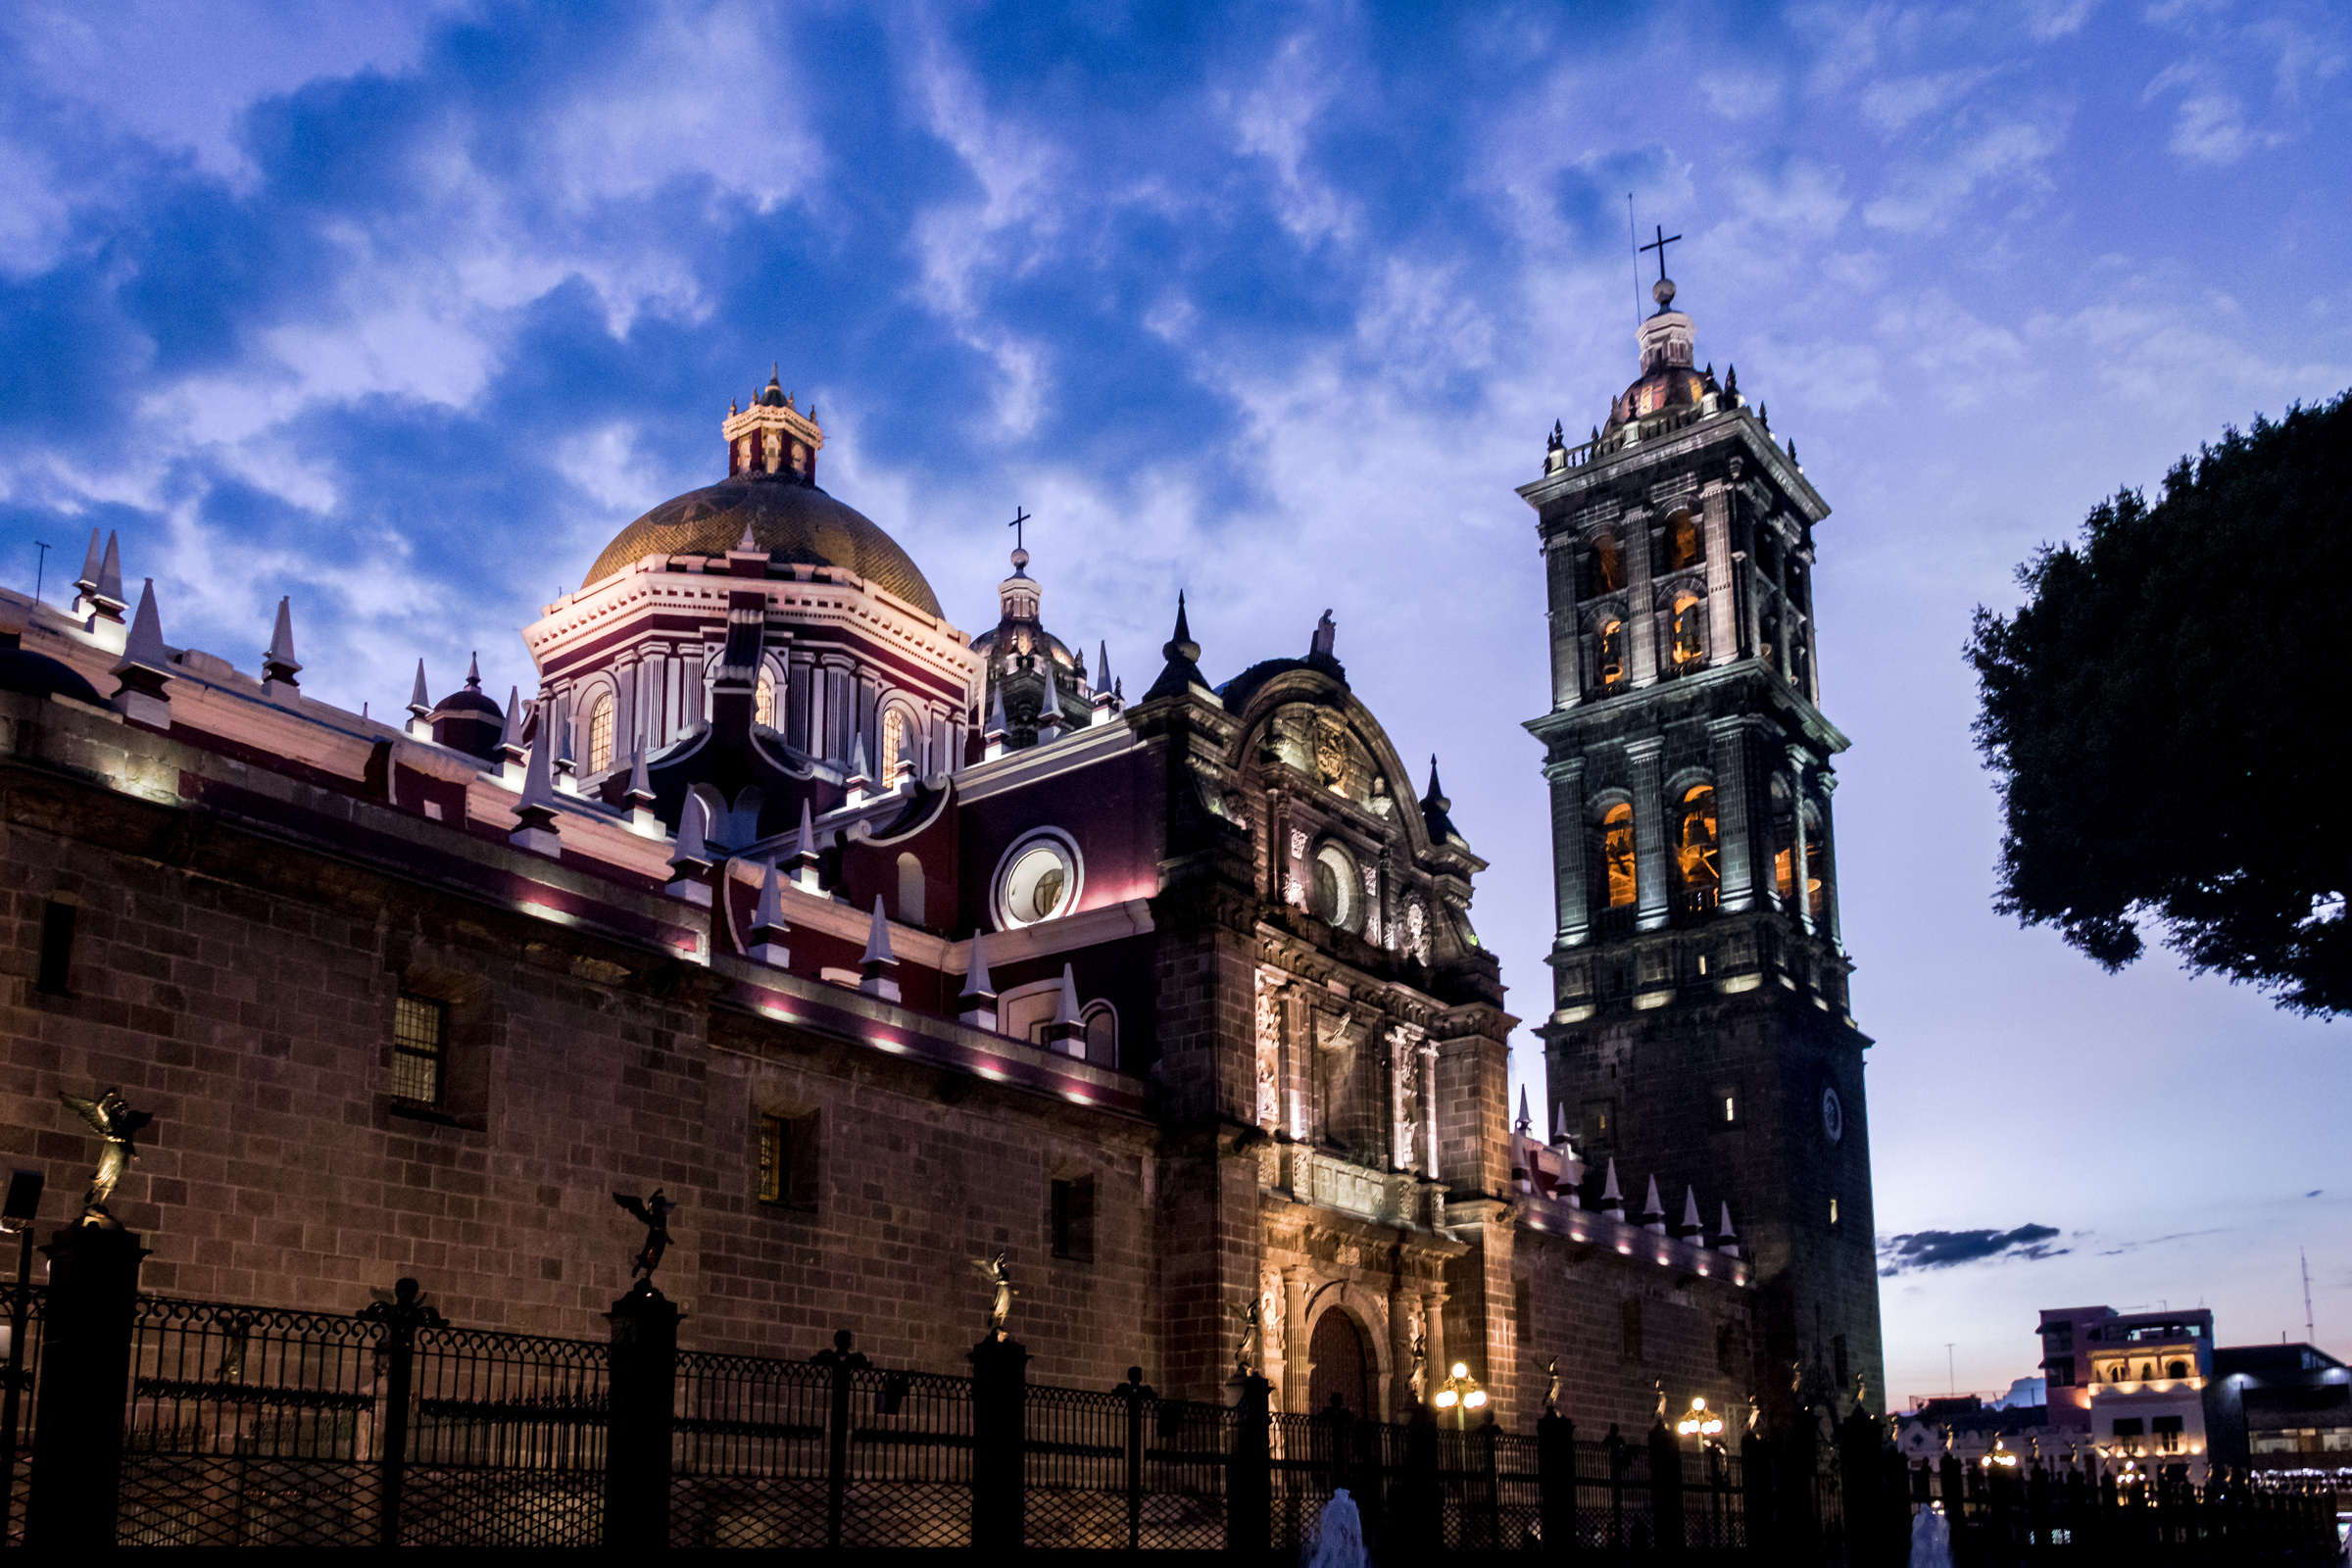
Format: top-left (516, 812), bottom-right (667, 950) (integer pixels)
top-left (1513, 258), bottom-right (1886, 1432)
top-left (723, 366), bottom-right (825, 484)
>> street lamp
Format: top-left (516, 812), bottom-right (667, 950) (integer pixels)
top-left (1675, 1396), bottom-right (1726, 1442)
top-left (1433, 1361), bottom-right (1488, 1430)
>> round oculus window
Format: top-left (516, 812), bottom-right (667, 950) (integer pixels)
top-left (1310, 845), bottom-right (1357, 930)
top-left (998, 836), bottom-right (1077, 928)
top-left (1820, 1085), bottom-right (1844, 1143)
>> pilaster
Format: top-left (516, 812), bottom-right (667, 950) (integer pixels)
top-left (1627, 736), bottom-right (1667, 931)
top-left (1546, 756), bottom-right (1589, 948)
top-left (1708, 717), bottom-right (1759, 912)
top-left (1625, 508), bottom-right (1657, 687)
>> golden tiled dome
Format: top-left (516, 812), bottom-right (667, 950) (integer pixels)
top-left (586, 474), bottom-right (941, 617)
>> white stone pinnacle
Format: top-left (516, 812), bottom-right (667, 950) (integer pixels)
top-left (861, 896), bottom-right (896, 968)
top-left (671, 793), bottom-right (710, 868)
top-left (1682, 1185), bottom-right (1703, 1231)
top-left (266, 596), bottom-right (300, 676)
top-left (1053, 963), bottom-right (1081, 1027)
top-left (960, 928), bottom-right (996, 1000)
top-left (116, 579), bottom-right (170, 675)
top-left (753, 861), bottom-right (788, 934)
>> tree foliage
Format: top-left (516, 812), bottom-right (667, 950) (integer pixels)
top-left (1966, 390), bottom-right (2352, 1016)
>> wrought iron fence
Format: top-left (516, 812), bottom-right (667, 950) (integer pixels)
top-left (0, 1280), bottom-right (44, 1546)
top-left (11, 1261), bottom-right (2339, 1561)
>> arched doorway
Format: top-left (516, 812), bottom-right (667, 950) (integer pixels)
top-left (1306, 1308), bottom-right (1370, 1417)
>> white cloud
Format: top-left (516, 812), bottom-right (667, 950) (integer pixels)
top-left (1862, 114), bottom-right (2066, 234)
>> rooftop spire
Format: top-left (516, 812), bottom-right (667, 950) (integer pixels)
top-left (264, 596), bottom-right (301, 686)
top-left (1423, 755), bottom-right (1449, 813)
top-left (1642, 1175), bottom-right (1667, 1233)
top-left (510, 718), bottom-right (563, 856)
top-left (1515, 1086), bottom-right (1533, 1138)
top-left (465, 652), bottom-right (481, 689)
top-left (1141, 591), bottom-right (1210, 704)
top-left (112, 578), bottom-right (173, 727)
top-left (1680, 1185), bottom-right (1706, 1240)
top-left (859, 896), bottom-right (902, 1001)
top-left (748, 861), bottom-right (791, 966)
top-left (960, 928), bottom-right (997, 1000)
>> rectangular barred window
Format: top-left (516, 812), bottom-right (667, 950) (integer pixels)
top-left (759, 1112), bottom-right (819, 1211)
top-left (1051, 1176), bottom-right (1095, 1262)
top-left (392, 994), bottom-right (448, 1105)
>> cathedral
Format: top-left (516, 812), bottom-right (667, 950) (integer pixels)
top-left (0, 270), bottom-right (1877, 1438)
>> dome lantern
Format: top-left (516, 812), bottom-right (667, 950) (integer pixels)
top-left (723, 363), bottom-right (825, 485)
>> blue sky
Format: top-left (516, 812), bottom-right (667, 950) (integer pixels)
top-left (3, 1), bottom-right (2347, 1403)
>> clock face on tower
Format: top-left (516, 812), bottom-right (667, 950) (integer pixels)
top-left (1820, 1085), bottom-right (1844, 1143)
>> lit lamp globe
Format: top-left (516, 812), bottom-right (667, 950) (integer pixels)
top-left (1434, 1362), bottom-right (1487, 1428)
top-left (1675, 1396), bottom-right (1726, 1441)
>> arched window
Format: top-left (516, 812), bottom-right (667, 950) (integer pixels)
top-left (1754, 529), bottom-right (1779, 581)
top-left (1589, 532), bottom-right (1624, 594)
top-left (1666, 514), bottom-right (1701, 571)
top-left (1594, 619), bottom-right (1626, 692)
top-left (1805, 816), bottom-right (1832, 925)
top-left (1081, 1003), bottom-right (1117, 1068)
top-left (1670, 591), bottom-right (1707, 668)
top-left (755, 668), bottom-right (777, 730)
top-left (1674, 785), bottom-right (1720, 903)
top-left (897, 852), bottom-right (925, 927)
top-left (1760, 607), bottom-right (1782, 673)
top-left (1600, 804), bottom-right (1637, 910)
top-left (1771, 777), bottom-right (1797, 905)
top-left (881, 709), bottom-right (905, 779)
top-left (2166, 1360), bottom-right (2186, 1380)
top-left (586, 694), bottom-right (616, 774)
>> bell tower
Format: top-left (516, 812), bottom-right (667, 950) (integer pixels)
top-left (1518, 260), bottom-right (1884, 1425)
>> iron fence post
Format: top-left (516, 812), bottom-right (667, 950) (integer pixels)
top-left (1119, 1366), bottom-right (1149, 1551)
top-left (1646, 1421), bottom-right (1683, 1554)
top-left (811, 1328), bottom-right (868, 1550)
top-left (1226, 1371), bottom-right (1270, 1556)
top-left (1480, 1417), bottom-right (1501, 1550)
top-left (357, 1275), bottom-right (444, 1549)
top-left (603, 1281), bottom-right (677, 1551)
top-left (1740, 1429), bottom-right (1773, 1553)
top-left (969, 1330), bottom-right (1028, 1552)
top-left (0, 1222), bottom-right (35, 1551)
top-left (24, 1225), bottom-right (142, 1551)
top-left (1396, 1397), bottom-right (1440, 1557)
top-left (1538, 1410), bottom-right (1575, 1559)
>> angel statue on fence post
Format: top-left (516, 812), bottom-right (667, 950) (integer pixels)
top-left (1232, 1297), bottom-right (1263, 1378)
top-left (1535, 1355), bottom-right (1560, 1415)
top-left (612, 1189), bottom-right (676, 1282)
top-left (971, 1250), bottom-right (1016, 1337)
top-left (58, 1088), bottom-right (152, 1227)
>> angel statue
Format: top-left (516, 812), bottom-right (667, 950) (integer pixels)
top-left (1653, 1378), bottom-right (1668, 1424)
top-left (58, 1088), bottom-right (152, 1226)
top-left (1536, 1355), bottom-right (1561, 1414)
top-left (612, 1189), bottom-right (676, 1280)
top-left (1407, 1313), bottom-right (1429, 1404)
top-left (971, 1250), bottom-right (1016, 1335)
top-left (1233, 1297), bottom-right (1264, 1377)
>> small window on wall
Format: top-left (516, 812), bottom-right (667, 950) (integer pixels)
top-left (36, 896), bottom-right (77, 996)
top-left (2111, 1418), bottom-right (2143, 1439)
top-left (1714, 1088), bottom-right (1740, 1127)
top-left (2152, 1415), bottom-right (2182, 1451)
top-left (996, 831), bottom-right (1079, 929)
top-left (587, 695), bottom-right (616, 774)
top-left (2045, 1357), bottom-right (2076, 1389)
top-left (897, 853), bottom-right (925, 927)
top-left (1051, 1176), bottom-right (1095, 1262)
top-left (1081, 1004), bottom-right (1117, 1068)
top-left (392, 994), bottom-right (449, 1105)
top-left (755, 669), bottom-right (778, 730)
top-left (1583, 1099), bottom-right (1617, 1152)
top-left (759, 1111), bottom-right (819, 1211)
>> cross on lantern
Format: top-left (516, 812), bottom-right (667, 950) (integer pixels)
top-left (1639, 223), bottom-right (1682, 285)
top-left (1007, 506), bottom-right (1031, 552)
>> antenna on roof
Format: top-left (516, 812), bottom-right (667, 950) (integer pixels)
top-left (2303, 1249), bottom-right (2316, 1344)
top-left (1627, 194), bottom-right (1641, 331)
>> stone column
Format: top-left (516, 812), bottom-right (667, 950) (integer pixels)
top-left (1390, 1274), bottom-right (1420, 1418)
top-left (1282, 1265), bottom-right (1311, 1414)
top-left (1815, 773), bottom-right (1843, 948)
top-left (1419, 1039), bottom-right (1442, 1181)
top-left (1625, 508), bottom-right (1657, 686)
top-left (1788, 747), bottom-right (1815, 936)
top-left (1284, 985), bottom-right (1310, 1144)
top-left (1628, 736), bottom-right (1668, 931)
top-left (1709, 717), bottom-right (1757, 912)
top-left (1545, 540), bottom-right (1584, 709)
top-left (1546, 756), bottom-right (1589, 948)
top-left (1421, 1287), bottom-right (1448, 1396)
top-left (1703, 479), bottom-right (1739, 664)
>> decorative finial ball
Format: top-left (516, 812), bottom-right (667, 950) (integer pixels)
top-left (1652, 276), bottom-right (1677, 308)
top-left (1010, 548), bottom-right (1030, 570)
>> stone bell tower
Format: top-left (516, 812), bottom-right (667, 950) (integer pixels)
top-left (1517, 258), bottom-right (1885, 1425)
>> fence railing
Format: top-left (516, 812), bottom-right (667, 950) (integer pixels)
top-left (4, 1233), bottom-right (2341, 1562)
